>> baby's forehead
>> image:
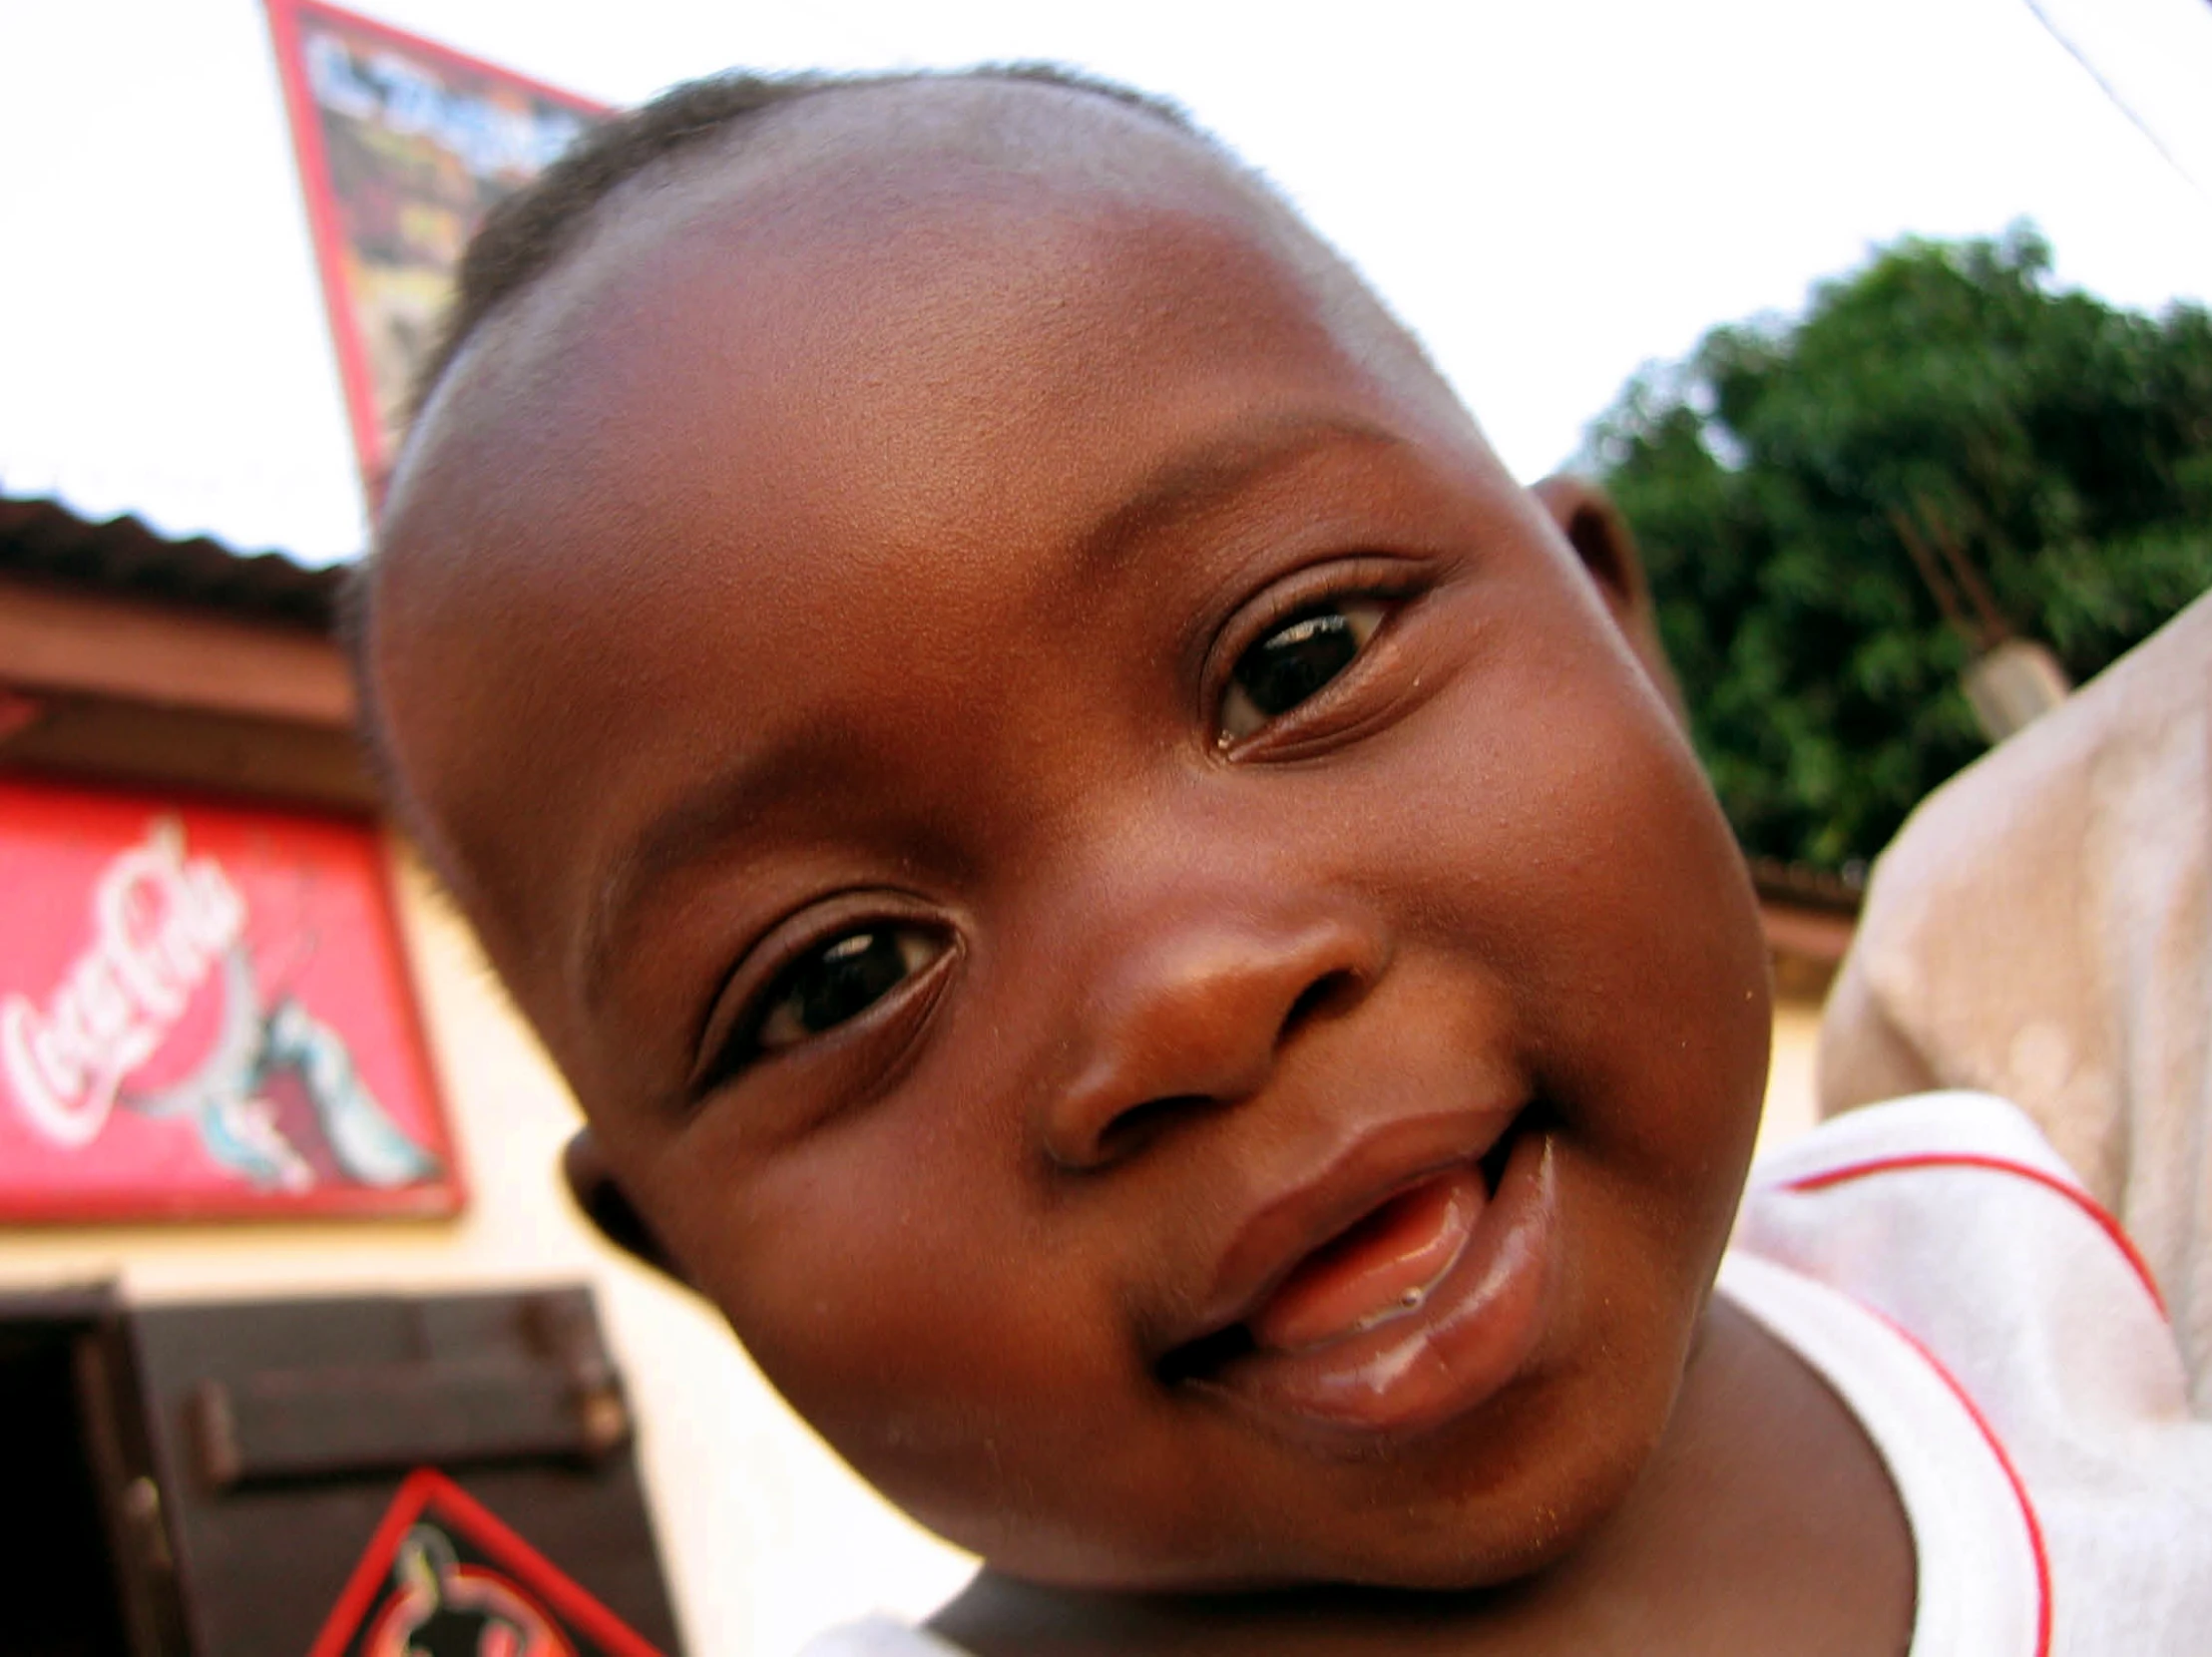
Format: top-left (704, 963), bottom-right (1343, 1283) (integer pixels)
top-left (377, 86), bottom-right (1455, 673)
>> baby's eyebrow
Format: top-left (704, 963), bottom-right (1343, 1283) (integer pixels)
top-left (575, 727), bottom-right (851, 1015)
top-left (1067, 411), bottom-right (1410, 576)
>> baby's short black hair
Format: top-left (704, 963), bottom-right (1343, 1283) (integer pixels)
top-left (408, 63), bottom-right (1205, 423)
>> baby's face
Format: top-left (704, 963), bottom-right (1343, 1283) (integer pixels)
top-left (372, 92), bottom-right (1771, 1592)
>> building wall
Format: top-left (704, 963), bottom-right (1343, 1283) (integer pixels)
top-left (1759, 995), bottom-right (1827, 1157)
top-left (0, 824), bottom-right (1840, 1654)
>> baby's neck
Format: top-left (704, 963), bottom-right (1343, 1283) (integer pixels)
top-left (930, 1301), bottom-right (1914, 1656)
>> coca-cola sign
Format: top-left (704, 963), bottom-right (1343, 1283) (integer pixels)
top-left (0, 778), bottom-right (462, 1221)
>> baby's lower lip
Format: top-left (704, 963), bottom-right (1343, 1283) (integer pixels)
top-left (1197, 1128), bottom-right (1557, 1438)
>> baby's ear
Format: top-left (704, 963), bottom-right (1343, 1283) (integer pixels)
top-left (562, 1128), bottom-right (694, 1290)
top-left (1530, 474), bottom-right (1688, 726)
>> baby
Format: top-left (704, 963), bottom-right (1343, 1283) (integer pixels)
top-left (354, 66), bottom-right (2207, 1655)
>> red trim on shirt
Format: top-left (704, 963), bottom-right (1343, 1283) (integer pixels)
top-left (1867, 1307), bottom-right (2053, 1657)
top-left (1783, 1153), bottom-right (2168, 1319)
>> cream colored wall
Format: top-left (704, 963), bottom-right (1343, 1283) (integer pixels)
top-left (0, 835), bottom-right (974, 1657)
top-left (1757, 994), bottom-right (1828, 1158)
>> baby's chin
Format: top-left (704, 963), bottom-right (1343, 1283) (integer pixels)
top-left (939, 1430), bottom-right (1654, 1602)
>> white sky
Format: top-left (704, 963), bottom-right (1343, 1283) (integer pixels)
top-left (3, 0), bottom-right (2209, 568)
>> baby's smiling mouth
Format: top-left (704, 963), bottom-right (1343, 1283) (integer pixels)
top-left (1245, 1161), bottom-right (1491, 1351)
top-left (1156, 1114), bottom-right (1551, 1436)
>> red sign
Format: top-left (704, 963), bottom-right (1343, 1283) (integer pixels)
top-left (265, 0), bottom-right (605, 504)
top-left (310, 1470), bottom-right (664, 1657)
top-left (0, 778), bottom-right (462, 1220)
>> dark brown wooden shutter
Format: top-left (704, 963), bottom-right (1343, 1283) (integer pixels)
top-left (120, 1285), bottom-right (684, 1655)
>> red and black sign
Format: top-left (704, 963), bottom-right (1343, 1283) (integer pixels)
top-left (265, 0), bottom-right (604, 503)
top-left (309, 1469), bottom-right (664, 1657)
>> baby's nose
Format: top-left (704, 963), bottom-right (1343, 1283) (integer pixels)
top-left (1040, 905), bottom-right (1385, 1171)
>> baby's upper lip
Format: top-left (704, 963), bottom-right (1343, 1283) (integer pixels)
top-left (1169, 1100), bottom-right (1525, 1356)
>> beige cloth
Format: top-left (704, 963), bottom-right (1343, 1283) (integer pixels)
top-left (1820, 589), bottom-right (2212, 1411)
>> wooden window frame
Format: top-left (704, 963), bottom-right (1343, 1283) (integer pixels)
top-left (0, 576), bottom-right (371, 810)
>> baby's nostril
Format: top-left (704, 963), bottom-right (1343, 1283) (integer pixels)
top-left (1095, 1092), bottom-right (1211, 1163)
top-left (1283, 968), bottom-right (1361, 1040)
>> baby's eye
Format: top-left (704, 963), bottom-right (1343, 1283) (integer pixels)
top-left (755, 926), bottom-right (947, 1052)
top-left (1218, 600), bottom-right (1388, 743)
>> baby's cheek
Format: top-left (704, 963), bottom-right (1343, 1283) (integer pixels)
top-left (698, 1126), bottom-right (1037, 1391)
top-left (1392, 638), bottom-right (1765, 1195)
top-left (734, 1232), bottom-right (1138, 1549)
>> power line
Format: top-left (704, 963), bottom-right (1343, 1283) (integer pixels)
top-left (2022, 0), bottom-right (2210, 203)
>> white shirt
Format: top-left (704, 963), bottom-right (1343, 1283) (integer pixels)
top-left (1728, 1090), bottom-right (2212, 1655)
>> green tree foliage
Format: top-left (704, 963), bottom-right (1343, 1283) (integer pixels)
top-left (1587, 225), bottom-right (2212, 870)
